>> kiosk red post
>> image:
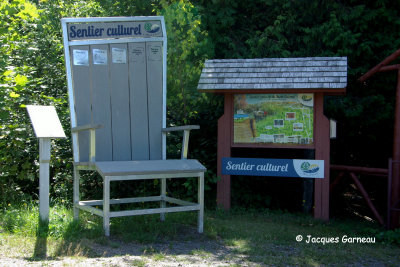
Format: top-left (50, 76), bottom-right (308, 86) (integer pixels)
top-left (198, 57), bottom-right (347, 220)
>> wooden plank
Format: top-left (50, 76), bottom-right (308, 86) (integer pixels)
top-left (390, 69), bottom-right (400, 228)
top-left (217, 94), bottom-right (233, 210)
top-left (75, 203), bottom-right (103, 217)
top-left (39, 138), bottom-right (51, 222)
top-left (205, 60), bottom-right (347, 68)
top-left (202, 66), bottom-right (347, 73)
top-left (314, 93), bottom-right (330, 221)
top-left (200, 72), bottom-right (347, 79)
top-left (197, 83), bottom-right (347, 90)
top-left (162, 125), bottom-right (200, 132)
top-left (95, 159), bottom-right (206, 176)
top-left (206, 57), bottom-right (347, 64)
top-left (80, 196), bottom-right (162, 206)
top-left (70, 46), bottom-right (91, 162)
top-left (103, 176), bottom-right (110, 236)
top-left (349, 172), bottom-right (385, 225)
top-left (164, 196), bottom-right (197, 206)
top-left (232, 143), bottom-right (314, 149)
top-left (71, 124), bottom-right (102, 133)
top-left (146, 42), bottom-right (163, 160)
top-left (129, 42), bottom-right (150, 160)
top-left (110, 205), bottom-right (200, 217)
top-left (359, 48), bottom-right (400, 82)
top-left (90, 44), bottom-right (113, 161)
top-left (199, 77), bottom-right (342, 84)
top-left (108, 172), bottom-right (204, 181)
top-left (198, 172), bottom-right (204, 233)
top-left (330, 165), bottom-right (388, 175)
top-left (330, 172), bottom-right (345, 193)
top-left (110, 43), bottom-right (132, 161)
top-left (73, 167), bottom-right (80, 220)
top-left (197, 88), bottom-right (346, 95)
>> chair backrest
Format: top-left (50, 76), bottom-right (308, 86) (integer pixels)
top-left (61, 17), bottom-right (167, 162)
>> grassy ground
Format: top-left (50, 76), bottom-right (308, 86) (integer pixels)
top-left (0, 204), bottom-right (399, 266)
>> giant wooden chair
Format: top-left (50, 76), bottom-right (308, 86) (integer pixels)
top-left (61, 17), bottom-right (206, 236)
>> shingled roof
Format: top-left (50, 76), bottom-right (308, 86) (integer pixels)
top-left (197, 57), bottom-right (347, 93)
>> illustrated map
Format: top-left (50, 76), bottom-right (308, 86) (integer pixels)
top-left (233, 94), bottom-right (314, 145)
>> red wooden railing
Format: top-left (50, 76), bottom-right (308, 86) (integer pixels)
top-left (330, 164), bottom-right (389, 226)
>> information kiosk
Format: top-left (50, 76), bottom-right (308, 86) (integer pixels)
top-left (198, 57), bottom-right (347, 220)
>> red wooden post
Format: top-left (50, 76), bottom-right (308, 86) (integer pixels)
top-left (390, 69), bottom-right (400, 228)
top-left (217, 94), bottom-right (233, 210)
top-left (359, 50), bottom-right (400, 229)
top-left (314, 93), bottom-right (330, 220)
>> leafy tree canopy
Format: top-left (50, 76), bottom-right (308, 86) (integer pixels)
top-left (1, 0), bottom-right (400, 209)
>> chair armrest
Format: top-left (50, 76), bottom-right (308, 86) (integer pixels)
top-left (71, 124), bottom-right (102, 162)
top-left (162, 125), bottom-right (200, 132)
top-left (162, 125), bottom-right (200, 159)
top-left (71, 124), bottom-right (102, 133)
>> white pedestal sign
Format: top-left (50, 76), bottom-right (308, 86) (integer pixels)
top-left (27, 105), bottom-right (66, 222)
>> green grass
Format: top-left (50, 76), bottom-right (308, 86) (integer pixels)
top-left (205, 208), bottom-right (400, 266)
top-left (0, 204), bottom-right (399, 266)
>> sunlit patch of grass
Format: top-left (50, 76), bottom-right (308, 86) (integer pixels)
top-left (205, 208), bottom-right (400, 266)
top-left (152, 252), bottom-right (166, 261)
top-left (190, 248), bottom-right (213, 259)
top-left (0, 204), bottom-right (99, 259)
top-left (131, 258), bottom-right (146, 267)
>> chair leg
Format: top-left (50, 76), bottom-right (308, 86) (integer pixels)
top-left (198, 173), bottom-right (204, 233)
top-left (103, 176), bottom-right (110, 236)
top-left (160, 178), bottom-right (166, 221)
top-left (73, 167), bottom-right (80, 221)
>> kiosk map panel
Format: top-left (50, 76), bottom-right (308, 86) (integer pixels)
top-left (233, 94), bottom-right (314, 145)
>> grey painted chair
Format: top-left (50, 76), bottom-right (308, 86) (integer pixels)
top-left (61, 17), bottom-right (206, 236)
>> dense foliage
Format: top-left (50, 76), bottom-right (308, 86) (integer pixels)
top-left (1, 0), bottom-right (400, 216)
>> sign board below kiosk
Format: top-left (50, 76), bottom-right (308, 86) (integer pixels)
top-left (222, 157), bottom-right (324, 178)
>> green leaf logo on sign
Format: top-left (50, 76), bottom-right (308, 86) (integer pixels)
top-left (301, 162), bottom-right (310, 171)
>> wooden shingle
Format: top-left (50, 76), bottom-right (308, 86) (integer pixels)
top-left (197, 57), bottom-right (347, 93)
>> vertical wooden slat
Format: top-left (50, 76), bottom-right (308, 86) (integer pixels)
top-left (90, 44), bottom-right (112, 161)
top-left (110, 43), bottom-right (132, 161)
top-left (181, 130), bottom-right (190, 159)
top-left (39, 138), bottom-right (51, 222)
top-left (128, 42), bottom-right (150, 160)
top-left (103, 176), bottom-right (110, 236)
top-left (390, 69), bottom-right (400, 228)
top-left (70, 46), bottom-right (91, 162)
top-left (146, 42), bottom-right (163, 160)
top-left (217, 94), bottom-right (233, 210)
top-left (198, 173), bottom-right (204, 233)
top-left (314, 93), bottom-right (330, 220)
top-left (160, 178), bottom-right (166, 221)
top-left (73, 166), bottom-right (80, 220)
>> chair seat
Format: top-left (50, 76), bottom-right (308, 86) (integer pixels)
top-left (93, 159), bottom-right (206, 177)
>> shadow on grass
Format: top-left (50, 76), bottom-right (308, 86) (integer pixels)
top-left (52, 216), bottom-right (101, 258)
top-left (32, 217), bottom-right (49, 260)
